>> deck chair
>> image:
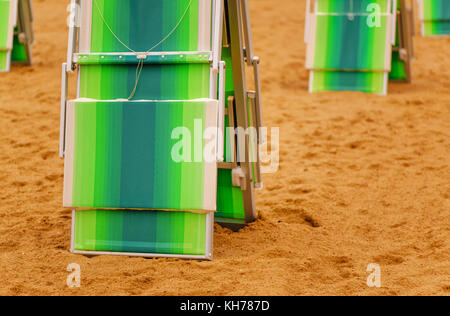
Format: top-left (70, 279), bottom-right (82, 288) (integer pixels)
top-left (418, 0), bottom-right (450, 36)
top-left (390, 0), bottom-right (415, 82)
top-left (305, 0), bottom-right (397, 95)
top-left (0, 0), bottom-right (33, 72)
top-left (216, 0), bottom-right (263, 230)
top-left (60, 0), bottom-right (263, 259)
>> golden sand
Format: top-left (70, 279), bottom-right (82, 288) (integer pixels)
top-left (0, 0), bottom-right (448, 295)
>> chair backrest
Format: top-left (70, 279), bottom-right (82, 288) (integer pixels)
top-left (419, 0), bottom-right (450, 36)
top-left (79, 0), bottom-right (211, 53)
top-left (64, 0), bottom-right (220, 212)
top-left (75, 0), bottom-right (213, 101)
top-left (64, 0), bottom-right (222, 260)
top-left (306, 0), bottom-right (393, 72)
top-left (63, 99), bottom-right (219, 212)
top-left (305, 0), bottom-right (396, 94)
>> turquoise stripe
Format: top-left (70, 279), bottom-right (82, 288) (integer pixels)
top-left (120, 102), bottom-right (156, 209)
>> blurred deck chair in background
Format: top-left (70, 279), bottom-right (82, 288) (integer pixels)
top-left (0, 0), bottom-right (33, 72)
top-left (418, 0), bottom-right (450, 36)
top-left (60, 0), bottom-right (263, 259)
top-left (390, 0), bottom-right (415, 82)
top-left (305, 0), bottom-right (397, 95)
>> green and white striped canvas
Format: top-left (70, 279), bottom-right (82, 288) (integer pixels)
top-left (419, 0), bottom-right (450, 36)
top-left (72, 209), bottom-right (213, 259)
top-left (67, 0), bottom-right (218, 259)
top-left (79, 0), bottom-right (211, 54)
top-left (64, 99), bottom-right (218, 212)
top-left (306, 0), bottom-right (394, 94)
top-left (389, 0), bottom-right (414, 82)
top-left (0, 0), bottom-right (33, 71)
top-left (216, 47), bottom-right (246, 224)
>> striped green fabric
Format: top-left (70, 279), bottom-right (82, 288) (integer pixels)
top-left (89, 0), bottom-right (201, 53)
top-left (422, 0), bottom-right (450, 20)
top-left (423, 21), bottom-right (450, 36)
top-left (73, 209), bottom-right (209, 256)
top-left (311, 70), bottom-right (386, 94)
top-left (390, 51), bottom-right (407, 81)
top-left (216, 169), bottom-right (245, 222)
top-left (390, 1), bottom-right (407, 81)
top-left (79, 0), bottom-right (211, 101)
top-left (308, 0), bottom-right (391, 94)
top-left (215, 46), bottom-right (246, 223)
top-left (11, 34), bottom-right (28, 63)
top-left (64, 99), bottom-right (218, 212)
top-left (79, 63), bottom-right (210, 101)
top-left (0, 0), bottom-right (11, 49)
top-left (76, 53), bottom-right (210, 65)
top-left (421, 0), bottom-right (450, 36)
top-left (311, 15), bottom-right (390, 71)
top-left (69, 1), bottom-right (216, 258)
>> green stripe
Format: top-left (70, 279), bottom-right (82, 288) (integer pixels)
top-left (0, 51), bottom-right (8, 71)
top-left (73, 103), bottom-right (97, 207)
top-left (74, 209), bottom-right (208, 255)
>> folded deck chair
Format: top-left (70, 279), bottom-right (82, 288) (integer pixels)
top-left (61, 0), bottom-right (263, 258)
top-left (390, 0), bottom-right (415, 82)
top-left (0, 0), bottom-right (33, 72)
top-left (216, 0), bottom-right (263, 230)
top-left (305, 0), bottom-right (397, 95)
top-left (418, 0), bottom-right (450, 36)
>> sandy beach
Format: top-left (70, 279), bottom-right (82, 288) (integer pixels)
top-left (0, 0), bottom-right (448, 295)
